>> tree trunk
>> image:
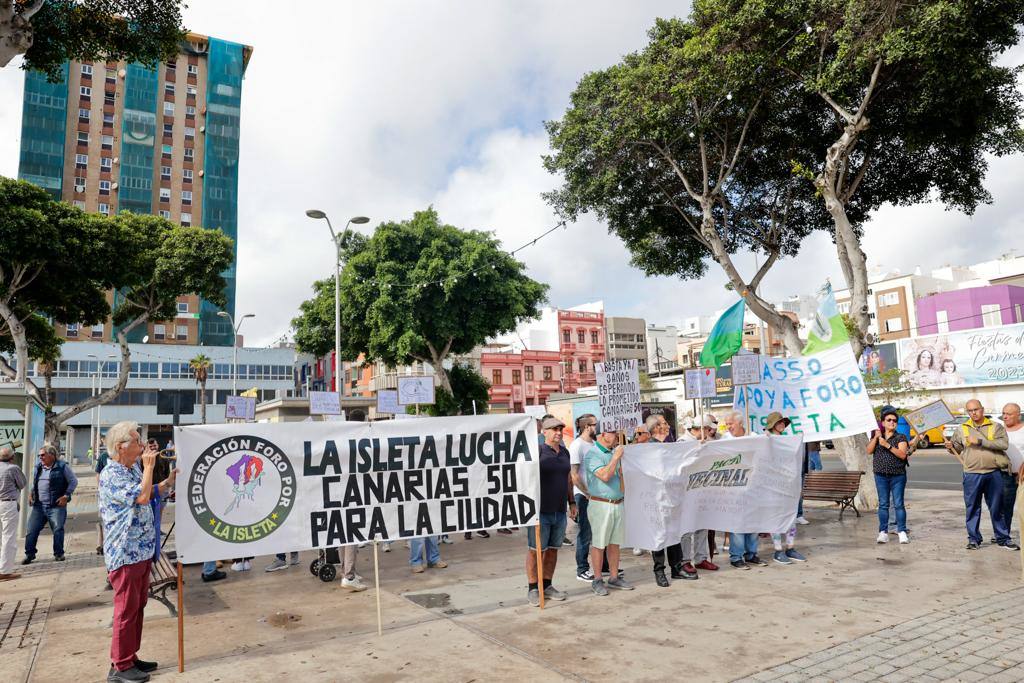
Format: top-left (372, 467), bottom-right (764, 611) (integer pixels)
top-left (200, 379), bottom-right (207, 424)
top-left (0, 5), bottom-right (34, 68)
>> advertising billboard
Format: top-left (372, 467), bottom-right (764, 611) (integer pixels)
top-left (898, 322), bottom-right (1024, 389)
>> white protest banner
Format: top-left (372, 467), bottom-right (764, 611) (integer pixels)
top-left (309, 391), bottom-right (342, 415)
top-left (622, 435), bottom-right (802, 551)
top-left (524, 405), bottom-right (548, 420)
top-left (684, 368), bottom-right (716, 399)
top-left (731, 353), bottom-right (762, 386)
top-left (904, 400), bottom-right (954, 436)
top-left (225, 395), bottom-right (256, 421)
top-left (173, 414), bottom-right (540, 563)
top-left (376, 390), bottom-right (402, 415)
top-left (398, 376), bottom-right (435, 406)
top-left (595, 359), bottom-right (642, 435)
top-left (733, 345), bottom-right (876, 439)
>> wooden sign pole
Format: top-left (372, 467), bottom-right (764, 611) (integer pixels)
top-left (534, 525), bottom-right (545, 609)
top-left (176, 561), bottom-right (184, 673)
top-left (373, 540), bottom-right (383, 636)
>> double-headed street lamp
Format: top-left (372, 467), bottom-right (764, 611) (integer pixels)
top-left (88, 352), bottom-right (117, 454)
top-left (217, 311), bottom-right (255, 395)
top-left (305, 210), bottom-right (369, 395)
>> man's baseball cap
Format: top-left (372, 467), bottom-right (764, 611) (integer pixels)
top-left (541, 416), bottom-right (565, 430)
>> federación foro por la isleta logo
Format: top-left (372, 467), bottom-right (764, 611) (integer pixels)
top-left (189, 436), bottom-right (296, 543)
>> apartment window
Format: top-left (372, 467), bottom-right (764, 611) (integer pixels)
top-left (65, 323), bottom-right (79, 338)
top-left (98, 203), bottom-right (109, 215)
top-left (101, 134), bottom-right (113, 149)
top-left (81, 64), bottom-right (93, 76)
top-left (80, 85), bottom-right (91, 97)
top-left (165, 83), bottom-right (175, 94)
top-left (936, 310), bottom-right (949, 333)
top-left (91, 324), bottom-right (104, 338)
top-left (185, 105), bottom-right (196, 117)
top-left (103, 112), bottom-right (114, 125)
top-left (187, 85), bottom-right (197, 96)
top-left (167, 60), bottom-right (176, 70)
top-left (104, 91), bottom-right (114, 104)
top-left (162, 143), bottom-right (173, 157)
top-left (188, 64), bottom-right (198, 75)
top-left (184, 126), bottom-right (195, 139)
top-left (577, 330), bottom-right (585, 344)
top-left (182, 168), bottom-right (193, 181)
top-left (578, 359), bottom-right (587, 373)
top-left (77, 131), bottom-right (89, 144)
top-left (75, 153), bottom-right (88, 167)
top-left (72, 200), bottom-right (85, 209)
top-left (105, 67), bottom-right (116, 82)
top-left (543, 366), bottom-right (552, 380)
top-left (163, 101), bottom-right (175, 116)
top-left (160, 165), bottom-right (171, 179)
top-left (176, 325), bottom-right (188, 340)
top-left (177, 302), bottom-right (189, 313)
top-left (884, 318), bottom-right (903, 333)
top-left (981, 304), bottom-right (1002, 328)
top-left (492, 369), bottom-right (502, 385)
top-left (562, 329), bottom-right (570, 344)
top-left (74, 177), bottom-right (86, 191)
top-left (158, 210), bottom-right (171, 219)
top-left (78, 108), bottom-right (90, 121)
top-left (100, 157), bottom-right (111, 170)
top-left (181, 190), bottom-right (192, 205)
top-left (591, 331), bottom-right (599, 344)
top-left (153, 324), bottom-right (166, 340)
top-left (99, 180), bottom-right (110, 194)
top-left (183, 148), bottom-right (194, 160)
top-left (512, 370), bottom-right (522, 385)
top-left (878, 291), bottom-right (900, 307)
top-left (180, 212), bottom-right (191, 226)
top-left (163, 123), bottom-right (173, 136)
top-left (524, 366), bottom-right (534, 381)
top-left (159, 188), bottom-right (170, 202)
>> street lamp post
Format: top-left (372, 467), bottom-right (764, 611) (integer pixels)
top-left (88, 353), bottom-right (117, 454)
top-left (217, 311), bottom-right (255, 395)
top-left (305, 210), bottom-right (369, 396)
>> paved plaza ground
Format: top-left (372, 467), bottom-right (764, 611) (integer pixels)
top-left (3, 464), bottom-right (1023, 682)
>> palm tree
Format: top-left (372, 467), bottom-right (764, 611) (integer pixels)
top-left (189, 353), bottom-right (212, 424)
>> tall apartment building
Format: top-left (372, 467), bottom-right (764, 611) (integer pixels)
top-left (605, 317), bottom-right (648, 372)
top-left (18, 32), bottom-right (252, 346)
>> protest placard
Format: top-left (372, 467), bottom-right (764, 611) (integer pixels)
top-left (731, 353), bottom-right (762, 386)
top-left (904, 400), bottom-right (955, 436)
top-left (732, 345), bottom-right (877, 439)
top-left (309, 391), bottom-right (342, 415)
top-left (225, 395), bottom-right (256, 421)
top-left (376, 390), bottom-right (402, 415)
top-left (595, 359), bottom-right (641, 435)
top-left (397, 376), bottom-right (435, 406)
top-left (622, 435), bottom-right (802, 551)
top-left (173, 414), bottom-right (540, 563)
top-left (684, 368), bottom-right (716, 399)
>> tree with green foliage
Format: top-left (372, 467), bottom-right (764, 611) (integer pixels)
top-left (292, 208), bottom-right (548, 394)
top-left (693, 0), bottom-right (1024, 355)
top-left (544, 16), bottom-right (833, 354)
top-left (0, 177), bottom-right (233, 440)
top-left (864, 367), bottom-right (923, 407)
top-left (0, 0), bottom-right (185, 80)
top-left (424, 363), bottom-right (491, 417)
top-left (189, 353), bottom-right (211, 424)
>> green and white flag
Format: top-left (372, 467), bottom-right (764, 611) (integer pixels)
top-left (802, 282), bottom-right (849, 355)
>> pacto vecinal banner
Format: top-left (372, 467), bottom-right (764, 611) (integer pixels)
top-left (173, 414), bottom-right (540, 564)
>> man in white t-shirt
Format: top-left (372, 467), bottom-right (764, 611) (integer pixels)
top-left (569, 414), bottom-right (601, 581)
top-left (1000, 403), bottom-right (1024, 540)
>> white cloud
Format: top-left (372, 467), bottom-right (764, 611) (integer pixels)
top-left (1, 1), bottom-right (1022, 345)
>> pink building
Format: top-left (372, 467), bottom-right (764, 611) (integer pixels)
top-left (916, 285), bottom-right (1024, 335)
top-left (558, 309), bottom-right (606, 392)
top-left (482, 350), bottom-right (563, 412)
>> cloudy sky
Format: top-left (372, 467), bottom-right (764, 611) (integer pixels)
top-left (1, 1), bottom-right (1022, 346)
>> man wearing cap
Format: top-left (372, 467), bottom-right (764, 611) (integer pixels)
top-left (764, 412), bottom-right (807, 564)
top-left (0, 447), bottom-right (27, 581)
top-left (584, 426), bottom-right (635, 595)
top-left (524, 416), bottom-right (575, 606)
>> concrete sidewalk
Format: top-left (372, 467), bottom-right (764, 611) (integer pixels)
top-left (3, 469), bottom-right (1024, 682)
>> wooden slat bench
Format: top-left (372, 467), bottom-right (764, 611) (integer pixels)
top-left (149, 551), bottom-right (178, 615)
top-left (803, 471), bottom-right (864, 520)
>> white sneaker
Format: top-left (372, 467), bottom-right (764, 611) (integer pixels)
top-left (382, 542), bottom-right (392, 552)
top-left (632, 547), bottom-right (644, 556)
top-left (796, 516), bottom-right (810, 525)
top-left (876, 532), bottom-right (888, 544)
top-left (243, 559), bottom-right (252, 571)
top-left (342, 576), bottom-right (367, 592)
top-left (898, 532), bottom-right (909, 544)
top-left (231, 561), bottom-right (245, 571)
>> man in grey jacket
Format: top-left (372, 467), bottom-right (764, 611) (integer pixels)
top-left (0, 446), bottom-right (27, 580)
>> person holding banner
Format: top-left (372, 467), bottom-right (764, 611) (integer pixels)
top-left (764, 413), bottom-right (807, 565)
top-left (946, 400), bottom-right (1017, 551)
top-left (525, 416), bottom-right (575, 606)
top-left (868, 407), bottom-right (910, 545)
top-left (584, 427), bottom-right (635, 595)
top-left (677, 417), bottom-right (716, 576)
top-left (646, 414), bottom-right (691, 586)
top-left (99, 422), bottom-right (177, 683)
top-left (570, 414), bottom-right (606, 582)
top-left (719, 415), bottom-right (768, 569)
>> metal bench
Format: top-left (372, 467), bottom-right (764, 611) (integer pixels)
top-left (802, 471), bottom-right (864, 520)
top-left (149, 551), bottom-right (178, 615)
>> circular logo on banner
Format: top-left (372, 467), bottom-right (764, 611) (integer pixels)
top-left (188, 436), bottom-right (296, 544)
